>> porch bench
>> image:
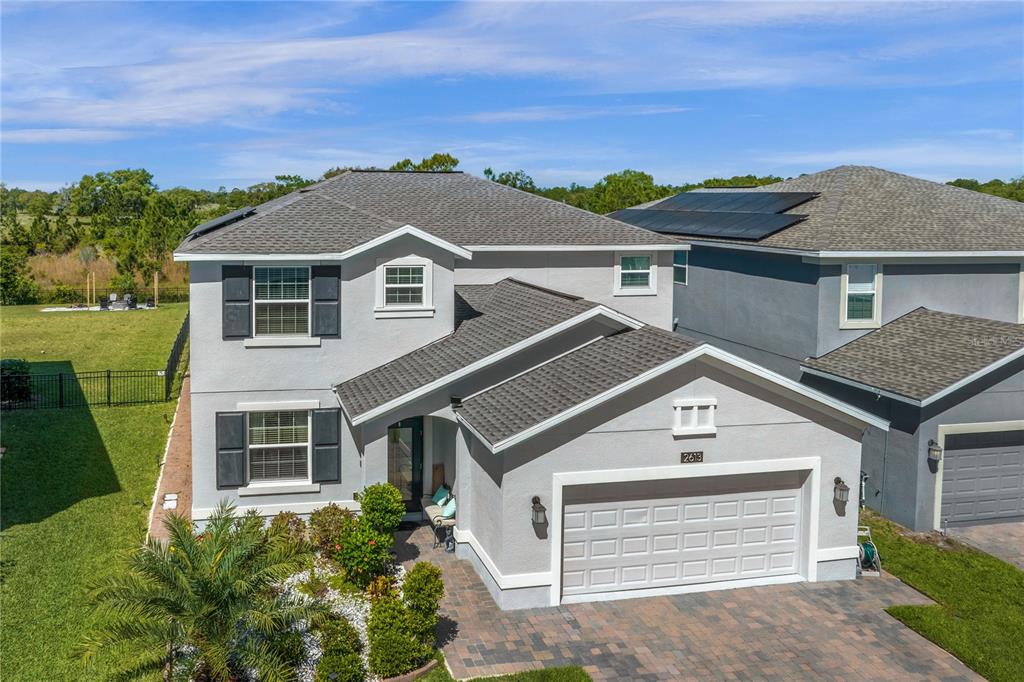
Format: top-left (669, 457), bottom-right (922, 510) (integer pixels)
top-left (423, 497), bottom-right (456, 549)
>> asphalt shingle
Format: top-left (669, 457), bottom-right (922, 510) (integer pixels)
top-left (335, 279), bottom-right (599, 418)
top-left (642, 165), bottom-right (1024, 252)
top-left (457, 325), bottom-right (700, 445)
top-left (803, 308), bottom-right (1024, 401)
top-left (177, 171), bottom-right (680, 254)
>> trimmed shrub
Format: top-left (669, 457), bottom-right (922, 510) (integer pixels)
top-left (274, 630), bottom-right (307, 668)
top-left (334, 520), bottom-right (393, 589)
top-left (0, 358), bottom-right (32, 403)
top-left (309, 503), bottom-right (356, 555)
top-left (314, 652), bottom-right (366, 682)
top-left (108, 272), bottom-right (138, 297)
top-left (50, 284), bottom-right (79, 304)
top-left (268, 511), bottom-right (308, 547)
top-left (316, 614), bottom-right (362, 656)
top-left (357, 483), bottom-right (405, 534)
top-left (367, 597), bottom-right (428, 678)
top-left (402, 562), bottom-right (444, 647)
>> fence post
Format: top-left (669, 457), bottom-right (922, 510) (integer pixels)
top-left (106, 369), bottom-right (112, 407)
top-left (58, 373), bottom-right (65, 408)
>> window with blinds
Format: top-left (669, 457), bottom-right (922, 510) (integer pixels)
top-left (254, 267), bottom-right (310, 335)
top-left (248, 410), bottom-right (309, 482)
top-left (845, 264), bottom-right (878, 322)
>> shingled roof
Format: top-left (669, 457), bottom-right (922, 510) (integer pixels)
top-left (335, 279), bottom-right (615, 421)
top-left (177, 170), bottom-right (680, 255)
top-left (640, 166), bottom-right (1024, 253)
top-left (456, 325), bottom-right (700, 446)
top-left (803, 308), bottom-right (1024, 403)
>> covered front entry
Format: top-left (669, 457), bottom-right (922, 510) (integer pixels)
top-left (560, 470), bottom-right (808, 601)
top-left (388, 417), bottom-right (423, 511)
top-left (941, 430), bottom-right (1024, 524)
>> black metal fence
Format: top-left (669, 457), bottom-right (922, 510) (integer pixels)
top-left (1, 313), bottom-right (190, 411)
top-left (36, 286), bottom-right (190, 305)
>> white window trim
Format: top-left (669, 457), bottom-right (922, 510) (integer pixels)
top-left (613, 251), bottom-right (657, 296)
top-left (244, 409), bottom-right (313, 486)
top-left (252, 265), bottom-right (312, 338)
top-left (672, 397), bottom-right (717, 436)
top-left (839, 263), bottom-right (883, 329)
top-left (673, 250), bottom-right (688, 286)
top-left (374, 256), bottom-right (435, 318)
top-left (1018, 265), bottom-right (1024, 324)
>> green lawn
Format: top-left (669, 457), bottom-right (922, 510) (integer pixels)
top-left (1, 302), bottom-right (188, 373)
top-left (423, 653), bottom-right (591, 682)
top-left (1, 303), bottom-right (187, 680)
top-left (863, 509), bottom-right (1024, 682)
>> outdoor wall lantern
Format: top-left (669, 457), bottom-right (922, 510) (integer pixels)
top-left (531, 496), bottom-right (547, 525)
top-left (927, 439), bottom-right (943, 463)
top-left (833, 477), bottom-right (850, 504)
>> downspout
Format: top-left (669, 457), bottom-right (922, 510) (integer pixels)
top-left (878, 393), bottom-right (891, 517)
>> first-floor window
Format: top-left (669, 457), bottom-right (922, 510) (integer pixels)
top-left (384, 264), bottom-right (425, 306)
top-left (845, 264), bottom-right (878, 322)
top-left (254, 266), bottom-right (310, 336)
top-left (248, 410), bottom-right (309, 482)
top-left (673, 251), bottom-right (688, 285)
top-left (618, 254), bottom-right (653, 290)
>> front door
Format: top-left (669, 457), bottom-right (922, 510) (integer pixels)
top-left (388, 417), bottom-right (423, 510)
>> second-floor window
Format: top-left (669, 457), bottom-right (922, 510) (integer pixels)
top-left (673, 251), bottom-right (688, 285)
top-left (254, 266), bottom-right (310, 336)
top-left (248, 410), bottom-right (310, 482)
top-left (842, 263), bottom-right (882, 328)
top-left (384, 265), bottom-right (425, 306)
top-left (614, 252), bottom-right (657, 295)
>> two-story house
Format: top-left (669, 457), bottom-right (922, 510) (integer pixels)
top-left (612, 165), bottom-right (1024, 533)
top-left (174, 170), bottom-right (886, 609)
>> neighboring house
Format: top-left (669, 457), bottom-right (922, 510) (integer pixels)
top-left (174, 170), bottom-right (885, 610)
top-left (611, 165), bottom-right (1024, 533)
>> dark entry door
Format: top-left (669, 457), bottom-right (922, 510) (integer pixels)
top-left (388, 417), bottom-right (423, 510)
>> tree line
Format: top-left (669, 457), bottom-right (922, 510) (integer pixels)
top-left (1, 151), bottom-right (1021, 305)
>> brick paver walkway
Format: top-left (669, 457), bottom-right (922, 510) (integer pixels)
top-left (948, 519), bottom-right (1024, 570)
top-left (147, 375), bottom-right (192, 540)
top-left (396, 524), bottom-right (978, 681)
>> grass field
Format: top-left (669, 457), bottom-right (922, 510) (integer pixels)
top-left (423, 654), bottom-right (591, 682)
top-left (1, 303), bottom-right (188, 680)
top-left (863, 509), bottom-right (1024, 682)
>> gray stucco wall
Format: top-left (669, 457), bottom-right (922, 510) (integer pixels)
top-left (802, 357), bottom-right (1024, 531)
top-left (673, 248), bottom-right (820, 377)
top-left (455, 250), bottom-right (675, 329)
top-left (457, 357), bottom-right (866, 605)
top-left (816, 261), bottom-right (1022, 357)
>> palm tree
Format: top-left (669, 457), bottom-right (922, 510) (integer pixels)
top-left (78, 502), bottom-right (324, 681)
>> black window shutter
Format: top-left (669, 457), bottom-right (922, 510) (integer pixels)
top-left (216, 412), bottom-right (247, 489)
top-left (311, 408), bottom-right (341, 483)
top-left (311, 266), bottom-right (341, 337)
top-left (222, 265), bottom-right (252, 339)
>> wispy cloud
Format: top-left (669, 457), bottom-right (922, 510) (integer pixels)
top-left (2, 128), bottom-right (136, 143)
top-left (762, 138), bottom-right (1024, 173)
top-left (450, 104), bottom-right (692, 124)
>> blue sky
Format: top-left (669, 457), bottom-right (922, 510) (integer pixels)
top-left (2, 1), bottom-right (1022, 191)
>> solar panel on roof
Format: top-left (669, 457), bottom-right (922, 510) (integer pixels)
top-left (186, 206), bottom-right (255, 240)
top-left (654, 191), bottom-right (818, 214)
top-left (609, 209), bottom-right (806, 240)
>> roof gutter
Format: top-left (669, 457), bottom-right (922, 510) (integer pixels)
top-left (684, 240), bottom-right (1024, 261)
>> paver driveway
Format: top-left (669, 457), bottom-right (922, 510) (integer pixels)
top-left (396, 524), bottom-right (978, 681)
top-left (948, 519), bottom-right (1024, 570)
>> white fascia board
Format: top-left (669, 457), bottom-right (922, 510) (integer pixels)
top-left (920, 346), bottom-right (1024, 407)
top-left (472, 345), bottom-right (889, 454)
top-left (465, 244), bottom-right (685, 252)
top-left (800, 366), bottom-right (920, 406)
top-left (173, 224), bottom-right (472, 262)
top-left (345, 306), bottom-right (641, 426)
top-left (683, 240), bottom-right (1024, 262)
top-left (454, 412), bottom-right (498, 452)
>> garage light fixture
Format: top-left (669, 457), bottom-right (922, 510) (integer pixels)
top-left (833, 477), bottom-right (850, 504)
top-left (927, 439), bottom-right (943, 463)
top-left (531, 496), bottom-right (547, 525)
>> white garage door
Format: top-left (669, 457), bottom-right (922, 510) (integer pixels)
top-left (941, 431), bottom-right (1024, 524)
top-left (562, 478), bottom-right (803, 598)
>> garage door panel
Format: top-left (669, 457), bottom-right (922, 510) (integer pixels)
top-left (941, 437), bottom-right (1024, 524)
top-left (563, 484), bottom-right (802, 596)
